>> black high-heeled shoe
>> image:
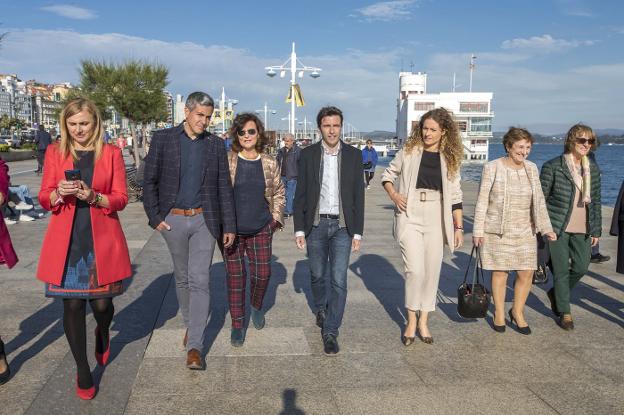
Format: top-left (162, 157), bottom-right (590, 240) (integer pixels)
top-left (493, 323), bottom-right (506, 333)
top-left (0, 339), bottom-right (10, 385)
top-left (401, 335), bottom-right (415, 346)
top-left (508, 309), bottom-right (531, 335)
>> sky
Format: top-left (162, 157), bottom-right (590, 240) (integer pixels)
top-left (1, 0), bottom-right (623, 133)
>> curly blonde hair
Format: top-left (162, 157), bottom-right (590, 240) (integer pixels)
top-left (404, 107), bottom-right (463, 179)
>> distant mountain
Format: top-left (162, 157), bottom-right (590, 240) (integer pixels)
top-left (362, 130), bottom-right (395, 139)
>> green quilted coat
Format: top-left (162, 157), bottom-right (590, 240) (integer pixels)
top-left (540, 154), bottom-right (602, 237)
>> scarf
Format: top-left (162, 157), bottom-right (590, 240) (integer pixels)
top-left (564, 153), bottom-right (591, 204)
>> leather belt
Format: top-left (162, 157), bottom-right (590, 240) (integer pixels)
top-left (319, 214), bottom-right (339, 219)
top-left (170, 207), bottom-right (203, 216)
top-left (417, 190), bottom-right (442, 202)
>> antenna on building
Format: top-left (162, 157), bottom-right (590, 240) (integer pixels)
top-left (469, 54), bottom-right (476, 92)
top-left (410, 61), bottom-right (415, 73)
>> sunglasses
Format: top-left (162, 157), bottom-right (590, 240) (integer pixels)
top-left (576, 138), bottom-right (596, 145)
top-left (237, 128), bottom-right (257, 137)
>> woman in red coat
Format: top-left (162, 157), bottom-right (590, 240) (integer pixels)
top-left (37, 97), bottom-right (131, 399)
top-left (0, 157), bottom-right (18, 384)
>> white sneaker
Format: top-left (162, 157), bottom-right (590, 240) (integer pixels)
top-left (15, 201), bottom-right (33, 210)
top-left (366, 185), bottom-right (371, 190)
top-left (4, 217), bottom-right (17, 225)
top-left (19, 214), bottom-right (35, 222)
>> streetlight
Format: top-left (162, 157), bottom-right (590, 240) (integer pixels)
top-left (255, 102), bottom-right (277, 130)
top-left (297, 115), bottom-right (313, 141)
top-left (265, 42), bottom-right (322, 135)
top-left (218, 87), bottom-right (238, 135)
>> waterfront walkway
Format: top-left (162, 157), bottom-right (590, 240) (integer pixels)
top-left (0, 158), bottom-right (622, 414)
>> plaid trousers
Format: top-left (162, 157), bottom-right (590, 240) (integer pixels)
top-left (224, 221), bottom-right (275, 329)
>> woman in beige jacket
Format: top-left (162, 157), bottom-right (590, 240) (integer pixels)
top-left (224, 113), bottom-right (285, 346)
top-left (473, 127), bottom-right (556, 334)
top-left (382, 108), bottom-right (464, 346)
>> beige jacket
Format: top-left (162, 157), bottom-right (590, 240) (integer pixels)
top-left (473, 158), bottom-right (553, 237)
top-left (227, 151), bottom-right (285, 227)
top-left (381, 148), bottom-right (463, 252)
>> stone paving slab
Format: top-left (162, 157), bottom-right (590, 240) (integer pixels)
top-left (1, 162), bottom-right (623, 414)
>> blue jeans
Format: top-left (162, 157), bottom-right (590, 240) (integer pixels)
top-left (306, 218), bottom-right (352, 338)
top-left (281, 178), bottom-right (297, 215)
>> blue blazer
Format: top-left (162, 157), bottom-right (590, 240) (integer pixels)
top-left (142, 123), bottom-right (236, 238)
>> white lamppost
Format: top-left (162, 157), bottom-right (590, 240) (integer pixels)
top-left (219, 87), bottom-right (238, 135)
top-left (255, 102), bottom-right (277, 130)
top-left (265, 42), bottom-right (322, 135)
top-left (298, 115), bottom-right (313, 140)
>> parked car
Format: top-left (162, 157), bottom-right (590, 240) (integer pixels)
top-left (10, 133), bottom-right (22, 148)
top-left (21, 131), bottom-right (36, 144)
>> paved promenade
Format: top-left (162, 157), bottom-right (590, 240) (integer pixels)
top-left (0, 158), bottom-right (622, 414)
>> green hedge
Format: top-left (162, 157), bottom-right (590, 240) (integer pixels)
top-left (0, 144), bottom-right (9, 152)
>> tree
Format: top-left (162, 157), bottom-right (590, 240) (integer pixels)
top-left (76, 59), bottom-right (169, 167)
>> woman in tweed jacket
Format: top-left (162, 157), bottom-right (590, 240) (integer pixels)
top-left (224, 113), bottom-right (285, 347)
top-left (473, 128), bottom-right (555, 334)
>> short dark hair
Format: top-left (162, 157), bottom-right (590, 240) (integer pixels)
top-left (503, 127), bottom-right (534, 153)
top-left (229, 112), bottom-right (268, 154)
top-left (316, 106), bottom-right (343, 128)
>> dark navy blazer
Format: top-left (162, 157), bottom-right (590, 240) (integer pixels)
top-left (142, 123), bottom-right (236, 238)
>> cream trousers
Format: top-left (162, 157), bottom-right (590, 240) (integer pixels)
top-left (398, 189), bottom-right (444, 312)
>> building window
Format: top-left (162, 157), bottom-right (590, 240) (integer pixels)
top-left (459, 102), bottom-right (488, 113)
top-left (414, 102), bottom-right (435, 111)
top-left (456, 121), bottom-right (467, 132)
top-left (470, 117), bottom-right (492, 132)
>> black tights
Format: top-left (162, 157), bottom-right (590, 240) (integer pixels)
top-left (63, 298), bottom-right (114, 388)
top-left (365, 171), bottom-right (375, 186)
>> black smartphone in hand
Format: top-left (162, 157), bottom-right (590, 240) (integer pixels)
top-left (64, 169), bottom-right (82, 181)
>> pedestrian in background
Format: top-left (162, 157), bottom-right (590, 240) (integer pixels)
top-left (382, 107), bottom-right (464, 346)
top-left (540, 123), bottom-right (602, 330)
top-left (37, 97), bottom-right (131, 399)
top-left (34, 124), bottom-right (51, 174)
top-left (276, 133), bottom-right (300, 218)
top-left (610, 180), bottom-right (624, 274)
top-left (224, 113), bottom-right (284, 346)
top-left (473, 127), bottom-right (556, 334)
top-left (362, 139), bottom-right (378, 189)
top-left (0, 157), bottom-right (19, 385)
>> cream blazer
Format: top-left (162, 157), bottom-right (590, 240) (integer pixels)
top-left (381, 148), bottom-right (462, 252)
top-left (227, 151), bottom-right (285, 227)
top-left (473, 158), bottom-right (553, 237)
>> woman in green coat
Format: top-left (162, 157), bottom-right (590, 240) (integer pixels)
top-left (540, 124), bottom-right (601, 330)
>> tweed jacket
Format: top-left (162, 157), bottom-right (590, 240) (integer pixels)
top-left (142, 124), bottom-right (236, 238)
top-left (540, 154), bottom-right (601, 237)
top-left (227, 151), bottom-right (285, 227)
top-left (473, 158), bottom-right (553, 238)
top-left (381, 147), bottom-right (462, 252)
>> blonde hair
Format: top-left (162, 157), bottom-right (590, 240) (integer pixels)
top-left (59, 97), bottom-right (104, 160)
top-left (564, 123), bottom-right (598, 154)
top-left (404, 108), bottom-right (463, 179)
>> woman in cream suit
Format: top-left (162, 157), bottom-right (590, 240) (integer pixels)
top-left (473, 128), bottom-right (556, 335)
top-left (382, 108), bottom-right (464, 346)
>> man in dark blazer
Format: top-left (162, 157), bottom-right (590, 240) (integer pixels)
top-left (293, 106), bottom-right (365, 355)
top-left (143, 91), bottom-right (235, 370)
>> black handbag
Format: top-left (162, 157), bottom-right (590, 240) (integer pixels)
top-left (533, 233), bottom-right (552, 284)
top-left (363, 161), bottom-right (373, 169)
top-left (457, 246), bottom-right (491, 318)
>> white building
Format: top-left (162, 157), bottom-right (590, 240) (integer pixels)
top-left (173, 94), bottom-right (185, 125)
top-left (396, 71), bottom-right (493, 162)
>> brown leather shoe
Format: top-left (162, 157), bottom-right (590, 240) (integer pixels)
top-left (186, 349), bottom-right (204, 370)
top-left (182, 329), bottom-right (188, 348)
top-left (559, 313), bottom-right (574, 331)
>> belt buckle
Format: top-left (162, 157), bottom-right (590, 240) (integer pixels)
top-left (420, 191), bottom-right (426, 202)
top-left (190, 208), bottom-right (197, 216)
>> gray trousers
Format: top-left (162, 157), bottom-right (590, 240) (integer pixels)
top-left (161, 212), bottom-right (216, 351)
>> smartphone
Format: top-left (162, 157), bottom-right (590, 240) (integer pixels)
top-left (64, 169), bottom-right (82, 181)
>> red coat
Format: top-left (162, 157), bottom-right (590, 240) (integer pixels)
top-left (37, 144), bottom-right (132, 285)
top-left (0, 159), bottom-right (18, 268)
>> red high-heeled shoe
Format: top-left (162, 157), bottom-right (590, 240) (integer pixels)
top-left (94, 327), bottom-right (110, 366)
top-left (75, 375), bottom-right (96, 400)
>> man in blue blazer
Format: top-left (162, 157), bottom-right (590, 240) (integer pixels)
top-left (143, 91), bottom-right (235, 370)
top-left (293, 106), bottom-right (365, 355)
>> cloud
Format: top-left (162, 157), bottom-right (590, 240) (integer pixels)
top-left (501, 34), bottom-right (594, 52)
top-left (352, 0), bottom-right (416, 22)
top-left (41, 4), bottom-right (97, 20)
top-left (0, 28), bottom-right (403, 131)
top-left (554, 0), bottom-right (594, 17)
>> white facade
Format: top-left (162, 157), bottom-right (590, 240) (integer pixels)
top-left (174, 94), bottom-right (185, 125)
top-left (396, 71), bottom-right (493, 162)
